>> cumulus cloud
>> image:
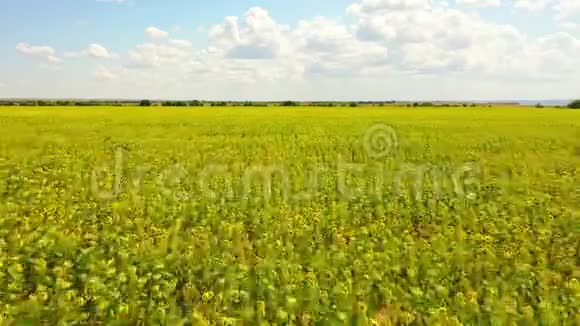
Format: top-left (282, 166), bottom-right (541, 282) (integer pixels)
top-left (145, 26), bottom-right (169, 41)
top-left (513, 0), bottom-right (551, 11)
top-left (294, 17), bottom-right (389, 77)
top-left (558, 20), bottom-right (580, 33)
top-left (347, 0), bottom-right (431, 15)
top-left (87, 44), bottom-right (114, 58)
top-left (126, 41), bottom-right (192, 68)
top-left (208, 7), bottom-right (291, 60)
top-left (65, 44), bottom-right (117, 59)
top-left (169, 39), bottom-right (193, 49)
top-left (93, 65), bottom-right (120, 80)
top-left (16, 42), bottom-right (62, 64)
top-left (16, 43), bottom-right (55, 56)
top-left (118, 26), bottom-right (196, 70)
top-left (456, 0), bottom-right (501, 7)
top-left (52, 1), bottom-right (580, 100)
top-left (511, 0), bottom-right (580, 21)
top-left (555, 0), bottom-right (580, 19)
top-left (344, 0), bottom-right (580, 81)
top-left (201, 7), bottom-right (390, 80)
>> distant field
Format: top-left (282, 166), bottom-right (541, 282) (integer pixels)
top-left (0, 106), bottom-right (579, 324)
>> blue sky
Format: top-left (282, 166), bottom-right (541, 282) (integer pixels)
top-left (1, 0), bottom-right (579, 100)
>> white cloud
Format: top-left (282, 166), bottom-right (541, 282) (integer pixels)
top-left (557, 20), bottom-right (580, 33)
top-left (16, 42), bottom-right (62, 64)
top-left (346, 0), bottom-right (580, 81)
top-left (35, 1), bottom-right (579, 100)
top-left (555, 0), bottom-right (580, 19)
top-left (65, 44), bottom-right (116, 59)
top-left (456, 0), bottom-right (501, 7)
top-left (202, 8), bottom-right (389, 80)
top-left (145, 26), bottom-right (169, 40)
top-left (126, 41), bottom-right (192, 68)
top-left (294, 17), bottom-right (389, 77)
top-left (112, 7), bottom-right (387, 87)
top-left (47, 56), bottom-right (63, 64)
top-left (511, 0), bottom-right (580, 20)
top-left (534, 32), bottom-right (580, 77)
top-left (513, 0), bottom-right (551, 11)
top-left (124, 27), bottom-right (193, 69)
top-left (169, 39), bottom-right (193, 49)
top-left (16, 42), bottom-right (55, 57)
top-left (347, 0), bottom-right (432, 15)
top-left (93, 65), bottom-right (121, 81)
top-left (208, 7), bottom-right (291, 60)
top-left (86, 44), bottom-right (114, 58)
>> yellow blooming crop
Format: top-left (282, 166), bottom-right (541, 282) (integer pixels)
top-left (0, 105), bottom-right (578, 324)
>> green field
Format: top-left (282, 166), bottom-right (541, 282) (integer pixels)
top-left (0, 106), bottom-right (579, 324)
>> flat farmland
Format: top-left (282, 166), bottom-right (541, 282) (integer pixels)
top-left (0, 106), bottom-right (579, 324)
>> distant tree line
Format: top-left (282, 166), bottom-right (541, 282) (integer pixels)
top-left (0, 100), bottom-right (134, 106)
top-left (533, 100), bottom-right (580, 109)
top-left (141, 100), bottom-right (205, 107)
top-left (568, 100), bottom-right (580, 109)
top-left (0, 100), bottom-right (486, 108)
top-left (1, 99), bottom-right (578, 108)
top-left (402, 102), bottom-right (493, 108)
